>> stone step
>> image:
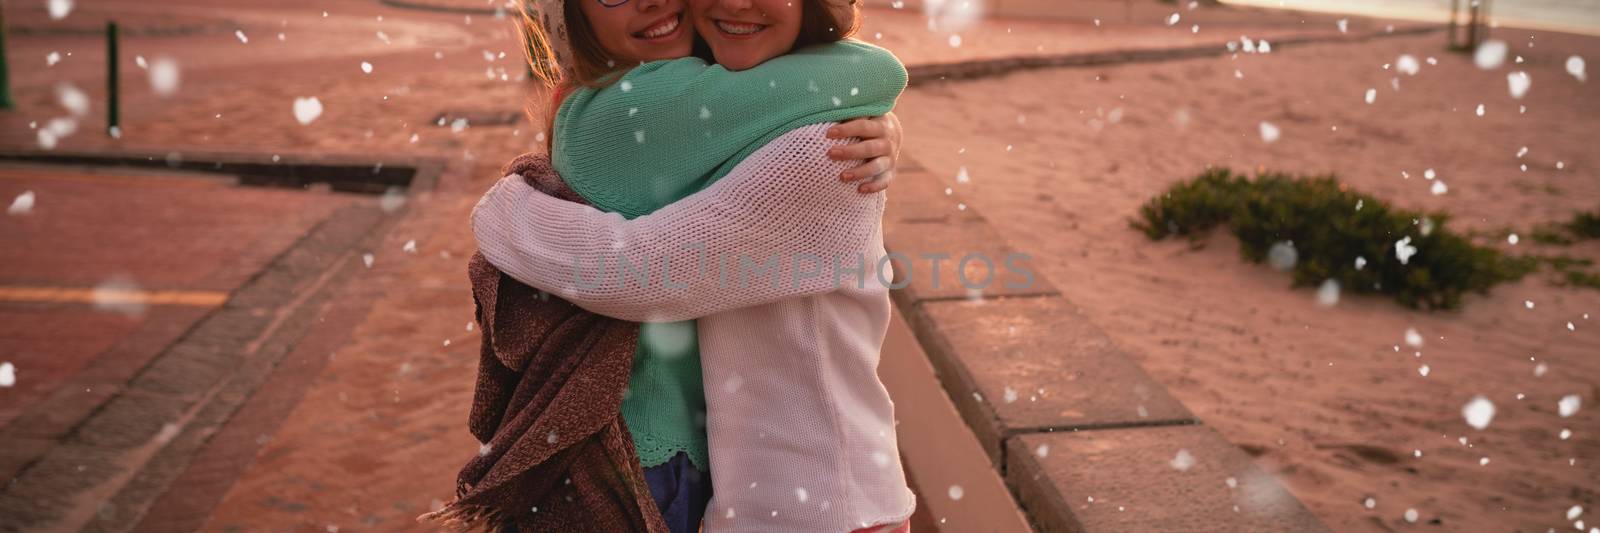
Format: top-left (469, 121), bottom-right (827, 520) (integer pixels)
top-left (896, 296), bottom-right (1196, 464)
top-left (1005, 425), bottom-right (1330, 533)
top-left (880, 310), bottom-right (1035, 532)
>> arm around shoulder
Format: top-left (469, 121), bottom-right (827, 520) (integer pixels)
top-left (472, 124), bottom-right (886, 322)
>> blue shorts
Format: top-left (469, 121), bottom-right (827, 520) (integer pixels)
top-left (642, 451), bottom-right (712, 533)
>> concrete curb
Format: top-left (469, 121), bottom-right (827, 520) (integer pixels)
top-left (0, 150), bottom-right (446, 194)
top-left (378, 0), bottom-right (503, 16)
top-left (881, 310), bottom-right (1036, 532)
top-left (881, 161), bottom-right (1331, 532)
top-left (906, 25), bottom-right (1438, 86)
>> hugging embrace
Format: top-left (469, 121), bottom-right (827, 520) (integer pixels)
top-left (418, 0), bottom-right (914, 532)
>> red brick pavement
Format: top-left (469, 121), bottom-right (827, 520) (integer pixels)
top-left (0, 166), bottom-right (358, 433)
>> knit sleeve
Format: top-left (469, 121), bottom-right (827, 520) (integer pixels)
top-left (551, 40), bottom-right (908, 219)
top-left (472, 123), bottom-right (885, 323)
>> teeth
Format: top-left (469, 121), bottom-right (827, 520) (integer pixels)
top-left (716, 20), bottom-right (765, 35)
top-left (641, 15), bottom-right (679, 38)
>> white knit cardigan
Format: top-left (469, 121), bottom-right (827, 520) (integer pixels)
top-left (471, 123), bottom-right (915, 532)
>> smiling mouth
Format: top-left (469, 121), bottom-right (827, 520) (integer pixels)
top-left (713, 19), bottom-right (768, 36)
top-left (634, 12), bottom-right (682, 39)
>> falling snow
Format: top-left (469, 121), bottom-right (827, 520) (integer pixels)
top-left (8, 191), bottom-right (35, 215)
top-left (1507, 71), bottom-right (1531, 99)
top-left (56, 83), bottom-right (88, 116)
top-left (1267, 241), bottom-right (1297, 271)
top-left (1404, 327), bottom-right (1423, 347)
top-left (1394, 237), bottom-right (1417, 265)
top-left (293, 97), bottom-right (323, 125)
top-left (92, 276), bottom-right (147, 317)
top-left (1316, 280), bottom-right (1340, 307)
top-left (1558, 395), bottom-right (1581, 418)
top-left (48, 0), bottom-right (73, 19)
top-left (1462, 395), bottom-right (1495, 430)
top-left (1396, 55), bottom-right (1420, 76)
top-left (1169, 449), bottom-right (1195, 471)
top-left (1474, 40), bottom-right (1508, 69)
top-left (150, 57), bottom-right (180, 96)
top-left (1258, 121), bottom-right (1280, 143)
top-left (379, 187), bottom-right (406, 213)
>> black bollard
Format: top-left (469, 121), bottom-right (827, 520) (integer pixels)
top-left (0, 3), bottom-right (13, 110)
top-left (107, 22), bottom-right (120, 136)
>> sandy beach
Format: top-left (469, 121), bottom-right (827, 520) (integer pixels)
top-left (896, 22), bottom-right (1600, 533)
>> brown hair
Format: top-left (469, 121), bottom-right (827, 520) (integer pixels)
top-left (516, 2), bottom-right (623, 150)
top-left (795, 0), bottom-right (861, 50)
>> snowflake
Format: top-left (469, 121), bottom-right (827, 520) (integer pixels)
top-left (8, 191), bottom-right (35, 216)
top-left (1169, 449), bottom-right (1195, 471)
top-left (1258, 121), bottom-right (1280, 143)
top-left (1558, 394), bottom-right (1581, 418)
top-left (1462, 395), bottom-right (1495, 430)
top-left (1474, 40), bottom-right (1508, 69)
top-left (293, 97), bottom-right (323, 125)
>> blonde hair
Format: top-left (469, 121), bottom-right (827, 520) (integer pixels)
top-left (516, 0), bottom-right (624, 89)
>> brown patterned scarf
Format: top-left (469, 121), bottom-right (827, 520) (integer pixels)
top-left (418, 154), bottom-right (668, 533)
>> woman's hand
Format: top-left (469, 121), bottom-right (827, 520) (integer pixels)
top-left (825, 112), bottom-right (903, 194)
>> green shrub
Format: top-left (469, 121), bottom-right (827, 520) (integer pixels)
top-left (1571, 209), bottom-right (1600, 240)
top-left (1527, 254), bottom-right (1600, 289)
top-left (1131, 168), bottom-right (1537, 310)
top-left (1531, 205), bottom-right (1600, 244)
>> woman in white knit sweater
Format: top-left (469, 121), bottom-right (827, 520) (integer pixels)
top-left (475, 1), bottom-right (915, 532)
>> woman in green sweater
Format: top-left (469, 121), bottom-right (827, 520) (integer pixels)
top-left (499, 1), bottom-right (907, 531)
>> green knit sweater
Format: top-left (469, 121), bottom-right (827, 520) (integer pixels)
top-left (551, 41), bottom-right (907, 471)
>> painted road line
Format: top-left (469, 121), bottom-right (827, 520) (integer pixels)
top-left (0, 286), bottom-right (230, 307)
